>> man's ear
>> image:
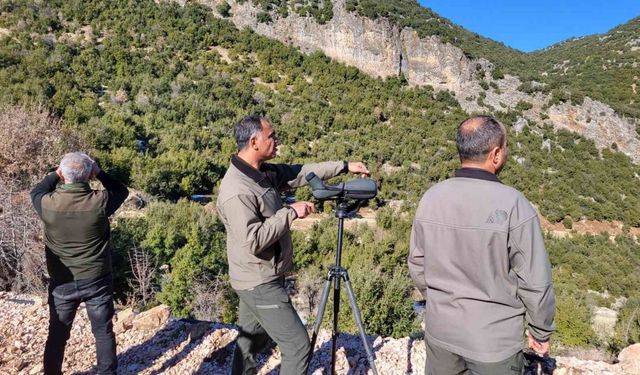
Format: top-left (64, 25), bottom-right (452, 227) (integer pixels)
top-left (489, 146), bottom-right (502, 166)
top-left (249, 134), bottom-right (258, 150)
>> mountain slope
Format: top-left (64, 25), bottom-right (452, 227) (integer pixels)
top-left (531, 17), bottom-right (640, 118)
top-left (0, 0), bottom-right (639, 353)
top-left (210, 0), bottom-right (640, 164)
top-left (343, 0), bottom-right (640, 118)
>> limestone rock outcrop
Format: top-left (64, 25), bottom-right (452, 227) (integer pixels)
top-left (194, 0), bottom-right (640, 163)
top-left (548, 97), bottom-right (640, 163)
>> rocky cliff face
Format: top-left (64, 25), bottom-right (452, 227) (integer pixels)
top-left (196, 0), bottom-right (640, 163)
top-left (204, 0), bottom-right (402, 79)
top-left (204, 0), bottom-right (476, 91)
top-left (548, 97), bottom-right (640, 163)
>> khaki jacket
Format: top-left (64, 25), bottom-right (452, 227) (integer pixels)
top-left (408, 168), bottom-right (555, 362)
top-left (217, 156), bottom-right (345, 290)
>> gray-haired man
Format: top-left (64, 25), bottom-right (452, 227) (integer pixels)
top-left (408, 116), bottom-right (556, 374)
top-left (217, 115), bottom-right (369, 375)
top-left (31, 152), bottom-right (128, 375)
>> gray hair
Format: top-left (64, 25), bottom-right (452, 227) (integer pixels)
top-left (59, 152), bottom-right (93, 183)
top-left (456, 116), bottom-right (506, 162)
top-left (234, 115), bottom-right (264, 151)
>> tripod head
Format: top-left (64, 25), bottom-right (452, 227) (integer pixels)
top-left (305, 172), bottom-right (377, 201)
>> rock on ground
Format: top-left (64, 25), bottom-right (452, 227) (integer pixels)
top-left (0, 292), bottom-right (635, 374)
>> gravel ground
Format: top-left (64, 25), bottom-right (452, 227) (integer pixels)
top-left (0, 292), bottom-right (633, 374)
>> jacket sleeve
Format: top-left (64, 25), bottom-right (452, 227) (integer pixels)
top-left (509, 213), bottom-right (556, 342)
top-left (219, 194), bottom-right (298, 256)
top-left (30, 172), bottom-right (60, 218)
top-left (408, 220), bottom-right (428, 298)
top-left (274, 161), bottom-right (346, 190)
top-left (96, 170), bottom-right (129, 216)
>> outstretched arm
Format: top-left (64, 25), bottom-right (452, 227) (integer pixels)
top-left (274, 161), bottom-right (370, 190)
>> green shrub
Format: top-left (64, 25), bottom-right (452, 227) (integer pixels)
top-left (491, 67), bottom-right (504, 80)
top-left (515, 100), bottom-right (533, 111)
top-left (217, 1), bottom-right (231, 17)
top-left (257, 11), bottom-right (272, 23)
top-left (554, 292), bottom-right (597, 347)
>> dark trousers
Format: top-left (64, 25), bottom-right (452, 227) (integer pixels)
top-left (426, 339), bottom-right (524, 375)
top-left (44, 273), bottom-right (117, 375)
top-left (232, 280), bottom-right (312, 375)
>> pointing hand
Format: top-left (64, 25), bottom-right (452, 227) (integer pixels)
top-left (347, 161), bottom-right (370, 176)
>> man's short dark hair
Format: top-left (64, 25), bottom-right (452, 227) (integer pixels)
top-left (456, 116), bottom-right (505, 162)
top-left (235, 115), bottom-right (265, 151)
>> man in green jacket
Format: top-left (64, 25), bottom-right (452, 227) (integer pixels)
top-left (216, 115), bottom-right (369, 375)
top-left (408, 116), bottom-right (556, 374)
top-left (31, 152), bottom-right (128, 375)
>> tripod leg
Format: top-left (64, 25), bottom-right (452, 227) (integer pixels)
top-left (310, 277), bottom-right (332, 353)
top-left (343, 277), bottom-right (379, 375)
top-left (331, 278), bottom-right (341, 375)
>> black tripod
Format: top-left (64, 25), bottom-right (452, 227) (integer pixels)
top-left (308, 200), bottom-right (379, 375)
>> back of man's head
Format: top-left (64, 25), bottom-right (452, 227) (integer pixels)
top-left (59, 152), bottom-right (93, 183)
top-left (235, 115), bottom-right (265, 151)
top-left (456, 116), bottom-right (506, 163)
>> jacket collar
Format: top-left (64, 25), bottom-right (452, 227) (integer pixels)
top-left (59, 182), bottom-right (91, 191)
top-left (454, 168), bottom-right (502, 183)
top-left (231, 155), bottom-right (277, 188)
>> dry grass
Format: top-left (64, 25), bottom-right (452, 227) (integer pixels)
top-left (0, 104), bottom-right (84, 293)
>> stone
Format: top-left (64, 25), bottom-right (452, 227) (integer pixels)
top-left (188, 321), bottom-right (211, 343)
top-left (125, 363), bottom-right (146, 373)
top-left (513, 116), bottom-right (528, 133)
top-left (17, 361), bottom-right (29, 371)
top-left (618, 343), bottom-right (640, 375)
top-left (26, 297), bottom-right (47, 314)
top-left (29, 363), bottom-right (43, 375)
top-left (132, 305), bottom-right (171, 331)
top-left (114, 307), bottom-right (135, 334)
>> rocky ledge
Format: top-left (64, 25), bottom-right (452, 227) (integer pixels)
top-left (0, 293), bottom-right (638, 374)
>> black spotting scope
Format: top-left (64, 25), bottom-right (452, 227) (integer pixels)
top-left (305, 172), bottom-right (377, 201)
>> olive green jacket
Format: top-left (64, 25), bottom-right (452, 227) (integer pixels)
top-left (31, 171), bottom-right (128, 282)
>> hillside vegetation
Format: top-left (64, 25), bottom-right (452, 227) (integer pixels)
top-left (343, 0), bottom-right (640, 118)
top-left (0, 0), bottom-right (639, 353)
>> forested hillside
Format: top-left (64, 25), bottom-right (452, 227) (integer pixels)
top-left (341, 0), bottom-right (640, 118)
top-left (0, 0), bottom-right (638, 354)
top-left (529, 18), bottom-right (640, 118)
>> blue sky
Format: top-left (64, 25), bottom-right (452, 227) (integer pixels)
top-left (418, 1), bottom-right (640, 52)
